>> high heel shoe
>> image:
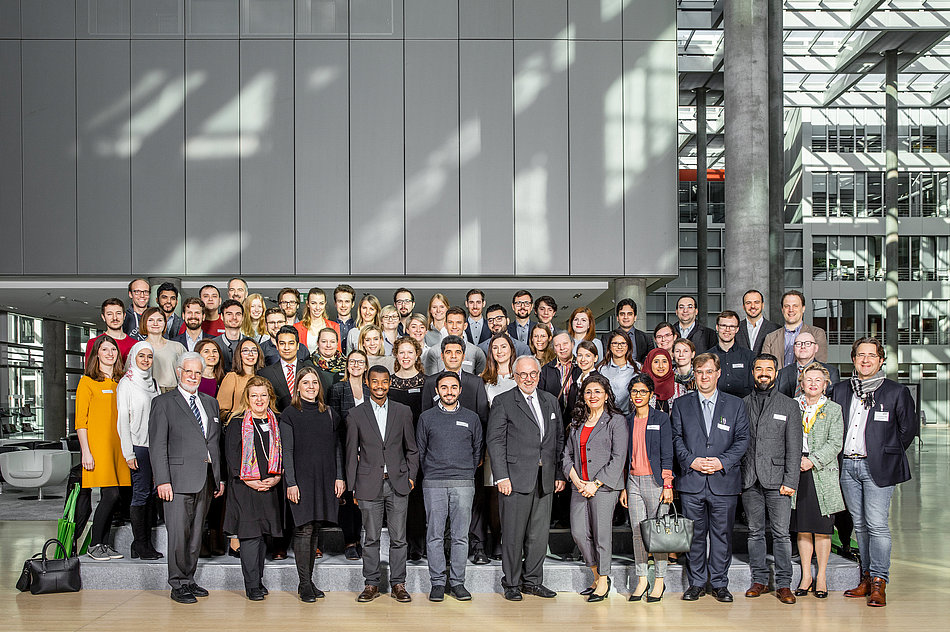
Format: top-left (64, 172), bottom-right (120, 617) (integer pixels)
top-left (588, 576), bottom-right (610, 602)
top-left (628, 581), bottom-right (648, 602)
top-left (580, 585), bottom-right (595, 596)
top-left (794, 580), bottom-right (815, 597)
top-left (646, 583), bottom-right (666, 603)
top-left (813, 582), bottom-right (828, 599)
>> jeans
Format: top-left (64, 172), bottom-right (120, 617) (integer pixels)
top-left (840, 458), bottom-right (894, 581)
top-left (130, 445), bottom-right (153, 507)
top-left (742, 482), bottom-right (793, 588)
top-left (423, 485), bottom-right (475, 587)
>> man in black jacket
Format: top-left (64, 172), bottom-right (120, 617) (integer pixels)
top-left (674, 295), bottom-right (716, 353)
top-left (600, 298), bottom-right (654, 364)
top-left (258, 326), bottom-right (314, 412)
top-left (735, 289), bottom-right (780, 356)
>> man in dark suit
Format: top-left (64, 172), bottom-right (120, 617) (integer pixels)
top-left (156, 282), bottom-right (185, 340)
top-left (148, 352), bottom-right (225, 604)
top-left (212, 299), bottom-right (247, 373)
top-left (172, 297), bottom-right (207, 352)
top-left (507, 290), bottom-right (536, 346)
top-left (600, 298), bottom-right (654, 364)
top-left (735, 289), bottom-right (780, 356)
top-left (464, 289), bottom-right (491, 345)
top-left (123, 277), bottom-right (150, 337)
top-left (831, 337), bottom-right (917, 608)
top-left (775, 331), bottom-right (840, 397)
top-left (478, 305), bottom-right (531, 358)
top-left (539, 332), bottom-right (581, 419)
top-left (258, 326), bottom-right (314, 412)
top-left (346, 365), bottom-right (419, 604)
top-left (674, 295), bottom-right (716, 353)
top-left (487, 356), bottom-right (566, 601)
top-left (259, 307), bottom-right (306, 366)
top-left (672, 352), bottom-right (750, 603)
top-left (741, 354), bottom-right (802, 604)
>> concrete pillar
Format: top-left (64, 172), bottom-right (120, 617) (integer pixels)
top-left (884, 49), bottom-right (899, 379)
top-left (767, 0), bottom-right (785, 321)
top-left (614, 278), bottom-right (648, 331)
top-left (723, 0), bottom-right (770, 313)
top-left (695, 87), bottom-right (709, 322)
top-left (42, 319), bottom-right (67, 441)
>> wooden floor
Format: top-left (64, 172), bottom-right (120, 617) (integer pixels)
top-left (4, 428), bottom-right (950, 631)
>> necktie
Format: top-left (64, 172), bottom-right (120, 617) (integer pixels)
top-left (702, 398), bottom-right (713, 435)
top-left (558, 362), bottom-right (572, 406)
top-left (526, 395), bottom-right (544, 439)
top-left (189, 394), bottom-right (205, 436)
top-left (285, 363), bottom-right (295, 393)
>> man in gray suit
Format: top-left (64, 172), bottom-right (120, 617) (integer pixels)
top-left (487, 356), bottom-right (566, 601)
top-left (148, 352), bottom-right (225, 604)
top-left (741, 354), bottom-right (802, 604)
top-left (346, 365), bottom-right (419, 604)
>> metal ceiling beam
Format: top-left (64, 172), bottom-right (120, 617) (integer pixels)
top-left (851, 0), bottom-right (887, 29)
top-left (930, 80), bottom-right (950, 106)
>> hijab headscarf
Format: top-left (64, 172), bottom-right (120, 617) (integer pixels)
top-left (644, 347), bottom-right (675, 401)
top-left (123, 341), bottom-right (158, 396)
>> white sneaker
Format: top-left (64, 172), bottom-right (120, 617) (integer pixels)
top-left (103, 544), bottom-right (124, 559)
top-left (87, 544), bottom-right (111, 561)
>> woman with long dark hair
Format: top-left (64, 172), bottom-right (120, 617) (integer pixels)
top-left (597, 329), bottom-right (639, 414)
top-left (195, 339), bottom-right (225, 397)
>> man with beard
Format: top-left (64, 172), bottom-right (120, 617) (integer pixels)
top-left (478, 305), bottom-right (531, 358)
top-left (199, 285), bottom-right (226, 337)
top-left (393, 288), bottom-right (415, 336)
top-left (173, 298), bottom-right (207, 352)
top-left (507, 290), bottom-right (535, 346)
top-left (735, 289), bottom-right (780, 357)
top-left (741, 354), bottom-right (802, 604)
top-left (156, 282), bottom-right (185, 339)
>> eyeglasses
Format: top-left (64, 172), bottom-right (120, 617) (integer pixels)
top-left (395, 299), bottom-right (413, 305)
top-left (486, 316), bottom-right (506, 324)
top-left (514, 371), bottom-right (540, 380)
top-left (240, 349), bottom-right (258, 356)
top-left (794, 341), bottom-right (816, 348)
top-left (609, 341), bottom-right (628, 347)
top-left (655, 333), bottom-right (674, 340)
top-left (279, 300), bottom-right (299, 307)
top-left (348, 359), bottom-right (366, 366)
top-left (717, 324), bottom-right (738, 330)
top-left (382, 314), bottom-right (399, 321)
top-left (629, 389), bottom-right (651, 396)
top-left (855, 353), bottom-right (880, 360)
top-left (695, 368), bottom-right (718, 376)
top-left (513, 300), bottom-right (532, 306)
top-left (130, 289), bottom-right (150, 295)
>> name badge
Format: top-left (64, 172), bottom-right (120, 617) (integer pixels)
top-left (874, 411), bottom-right (889, 422)
top-left (456, 421), bottom-right (469, 428)
top-left (646, 424), bottom-right (660, 430)
top-left (550, 413), bottom-right (556, 419)
top-left (213, 417), bottom-right (219, 424)
top-left (432, 395), bottom-right (440, 402)
top-left (773, 414), bottom-right (787, 421)
top-left (258, 424), bottom-right (270, 433)
top-left (103, 389), bottom-right (114, 394)
top-left (409, 388), bottom-right (421, 393)
top-left (731, 363), bottom-right (744, 369)
top-left (717, 422), bottom-right (731, 431)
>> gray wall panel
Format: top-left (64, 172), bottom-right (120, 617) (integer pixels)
top-left (623, 0), bottom-right (675, 41)
top-left (569, 0), bottom-right (622, 40)
top-left (351, 0), bottom-right (402, 38)
top-left (131, 0), bottom-right (183, 36)
top-left (130, 40), bottom-right (185, 274)
top-left (459, 0), bottom-right (511, 39)
top-left (514, 38), bottom-right (568, 275)
top-left (514, 0), bottom-right (565, 39)
top-left (186, 0), bottom-right (238, 36)
top-left (243, 0), bottom-right (294, 35)
top-left (349, 40), bottom-right (404, 275)
top-left (405, 40), bottom-right (459, 275)
top-left (185, 39), bottom-right (240, 275)
top-left (21, 40), bottom-right (76, 274)
top-left (0, 1), bottom-right (20, 39)
top-left (623, 40), bottom-right (677, 276)
top-left (459, 40), bottom-right (513, 276)
top-left (240, 40), bottom-right (295, 274)
top-left (21, 0), bottom-right (74, 38)
top-left (0, 40), bottom-right (21, 273)
top-left (76, 40), bottom-right (131, 274)
top-left (77, 0), bottom-right (131, 38)
top-left (569, 41), bottom-right (623, 275)
top-left (296, 0), bottom-right (348, 37)
top-left (294, 39), bottom-right (349, 275)
top-left (405, 0), bottom-right (456, 39)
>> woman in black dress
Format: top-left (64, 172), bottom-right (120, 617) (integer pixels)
top-left (281, 367), bottom-right (345, 602)
top-left (224, 376), bottom-right (283, 601)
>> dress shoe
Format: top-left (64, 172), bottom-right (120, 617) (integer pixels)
top-left (587, 577), bottom-right (610, 603)
top-left (391, 583), bottom-right (412, 603)
top-left (844, 571), bottom-right (872, 598)
top-left (228, 547), bottom-right (240, 559)
top-left (711, 586), bottom-right (733, 602)
top-left (245, 588), bottom-right (265, 601)
top-left (344, 544), bottom-right (362, 561)
top-left (682, 585), bottom-right (705, 601)
top-left (522, 584), bottom-right (556, 598)
top-left (580, 586), bottom-right (595, 596)
top-left (299, 582), bottom-right (317, 603)
top-left (409, 550), bottom-right (423, 562)
top-left (646, 584), bottom-right (666, 603)
top-left (866, 577), bottom-right (886, 607)
top-left (271, 550), bottom-right (287, 561)
top-left (745, 582), bottom-right (770, 598)
top-left (472, 550), bottom-right (490, 565)
top-left (814, 585), bottom-right (828, 599)
top-left (776, 587), bottom-right (796, 604)
top-left (186, 583), bottom-right (209, 597)
top-left (170, 587), bottom-right (197, 604)
top-left (504, 587), bottom-right (523, 601)
top-left (429, 585), bottom-right (445, 602)
top-left (357, 585), bottom-right (380, 602)
top-left (448, 584), bottom-right (472, 601)
top-left (259, 584), bottom-right (268, 596)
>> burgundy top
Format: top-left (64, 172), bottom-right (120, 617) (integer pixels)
top-left (198, 376), bottom-right (219, 398)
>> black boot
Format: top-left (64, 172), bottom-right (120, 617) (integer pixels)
top-left (130, 506), bottom-right (161, 560)
top-left (144, 497), bottom-right (164, 558)
top-left (294, 529), bottom-right (316, 602)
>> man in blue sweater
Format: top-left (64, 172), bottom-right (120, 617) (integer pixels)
top-left (416, 371), bottom-right (484, 602)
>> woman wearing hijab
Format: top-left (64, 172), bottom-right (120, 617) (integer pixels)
top-left (116, 341), bottom-right (163, 560)
top-left (643, 348), bottom-right (677, 413)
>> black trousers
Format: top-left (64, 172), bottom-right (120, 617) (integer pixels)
top-left (681, 487), bottom-right (738, 589)
top-left (238, 536), bottom-right (267, 591)
top-left (91, 486), bottom-right (123, 546)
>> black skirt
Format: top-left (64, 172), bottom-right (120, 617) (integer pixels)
top-left (790, 465), bottom-right (834, 535)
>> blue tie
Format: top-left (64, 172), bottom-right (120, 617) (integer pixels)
top-left (702, 399), bottom-right (713, 435)
top-left (189, 394), bottom-right (205, 437)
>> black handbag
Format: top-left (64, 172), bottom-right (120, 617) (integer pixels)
top-left (639, 497), bottom-right (694, 554)
top-left (15, 538), bottom-right (82, 594)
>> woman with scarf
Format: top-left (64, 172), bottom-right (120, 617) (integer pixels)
top-left (225, 377), bottom-right (284, 601)
top-left (672, 338), bottom-right (697, 396)
top-left (312, 327), bottom-right (347, 394)
top-left (116, 341), bottom-right (163, 560)
top-left (791, 363), bottom-right (844, 599)
top-left (643, 348), bottom-right (678, 413)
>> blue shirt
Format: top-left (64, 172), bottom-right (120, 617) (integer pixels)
top-left (782, 323), bottom-right (804, 366)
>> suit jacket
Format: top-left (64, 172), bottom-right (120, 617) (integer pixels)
top-left (624, 406), bottom-right (674, 487)
top-left (539, 359), bottom-right (581, 421)
top-left (486, 387), bottom-right (565, 494)
top-left (760, 323), bottom-right (828, 369)
top-left (465, 318), bottom-right (492, 345)
top-left (148, 389), bottom-right (223, 494)
top-left (741, 389), bottom-right (802, 491)
top-left (260, 338), bottom-right (311, 367)
top-left (345, 399), bottom-right (419, 500)
top-left (172, 329), bottom-right (207, 351)
top-left (163, 314), bottom-right (185, 341)
top-left (329, 379), bottom-right (361, 422)
top-left (561, 411), bottom-right (627, 491)
top-left (735, 318), bottom-right (780, 357)
top-left (507, 320), bottom-right (536, 345)
top-left (420, 371), bottom-right (489, 428)
top-left (422, 342), bottom-right (486, 376)
top-left (830, 378), bottom-right (917, 487)
top-left (600, 328), bottom-right (655, 364)
top-left (676, 321), bottom-right (716, 354)
top-left (775, 360), bottom-right (840, 398)
top-left (671, 390), bottom-right (750, 496)
top-left (258, 358), bottom-right (316, 413)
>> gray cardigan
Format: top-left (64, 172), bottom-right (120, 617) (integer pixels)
top-left (561, 410), bottom-right (628, 491)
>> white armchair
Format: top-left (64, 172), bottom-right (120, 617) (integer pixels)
top-left (0, 449), bottom-right (72, 500)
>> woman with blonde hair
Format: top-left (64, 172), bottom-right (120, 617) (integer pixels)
top-left (427, 293), bottom-right (450, 336)
top-left (357, 324), bottom-right (395, 372)
top-left (346, 294), bottom-right (382, 352)
top-left (295, 288), bottom-right (341, 354)
top-left (380, 304), bottom-right (401, 355)
top-left (242, 293), bottom-right (268, 342)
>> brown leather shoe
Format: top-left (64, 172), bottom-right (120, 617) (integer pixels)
top-left (844, 571), bottom-right (872, 598)
top-left (776, 587), bottom-right (796, 604)
top-left (745, 583), bottom-right (770, 598)
top-left (866, 578), bottom-right (886, 607)
top-left (391, 583), bottom-right (412, 603)
top-left (357, 585), bottom-right (380, 602)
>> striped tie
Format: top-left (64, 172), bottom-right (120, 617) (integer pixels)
top-left (285, 363), bottom-right (295, 393)
top-left (189, 394), bottom-right (205, 437)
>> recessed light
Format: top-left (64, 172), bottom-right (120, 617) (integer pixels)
top-left (573, 293), bottom-right (582, 299)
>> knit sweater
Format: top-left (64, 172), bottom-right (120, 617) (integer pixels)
top-left (416, 404), bottom-right (483, 487)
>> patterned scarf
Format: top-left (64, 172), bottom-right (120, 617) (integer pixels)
top-left (314, 351), bottom-right (347, 375)
top-left (850, 369), bottom-right (885, 410)
top-left (239, 408), bottom-right (282, 481)
top-left (797, 394), bottom-right (827, 435)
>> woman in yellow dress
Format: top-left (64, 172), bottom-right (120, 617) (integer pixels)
top-left (76, 335), bottom-right (131, 561)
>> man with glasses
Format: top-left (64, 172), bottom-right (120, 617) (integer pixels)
top-left (830, 338), bottom-right (917, 607)
top-left (124, 278), bottom-right (151, 337)
top-left (507, 291), bottom-right (536, 346)
top-left (707, 310), bottom-right (756, 398)
top-left (673, 295), bottom-right (716, 353)
top-left (478, 304), bottom-right (530, 358)
top-left (775, 332), bottom-right (840, 397)
top-left (761, 290), bottom-right (828, 369)
top-left (277, 287), bottom-right (301, 325)
top-left (393, 288), bottom-right (415, 335)
top-left (487, 356), bottom-right (566, 601)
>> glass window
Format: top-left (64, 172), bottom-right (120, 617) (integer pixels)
top-left (812, 173), bottom-right (827, 216)
top-left (811, 124), bottom-right (827, 152)
top-left (812, 236), bottom-right (828, 280)
top-left (866, 125), bottom-right (882, 152)
top-left (838, 173), bottom-right (854, 217)
top-left (867, 171), bottom-right (883, 217)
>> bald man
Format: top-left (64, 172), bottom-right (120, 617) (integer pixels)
top-left (774, 332), bottom-right (840, 397)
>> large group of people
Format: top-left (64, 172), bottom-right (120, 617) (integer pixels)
top-left (73, 279), bottom-right (916, 607)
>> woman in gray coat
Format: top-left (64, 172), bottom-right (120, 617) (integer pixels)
top-left (790, 364), bottom-right (845, 599)
top-left (562, 373), bottom-right (628, 602)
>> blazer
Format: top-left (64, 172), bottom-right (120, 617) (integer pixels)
top-left (624, 406), bottom-right (674, 487)
top-left (486, 387), bottom-right (565, 494)
top-left (507, 320), bottom-right (536, 345)
top-left (740, 389), bottom-right (803, 491)
top-left (671, 390), bottom-right (750, 496)
top-left (793, 399), bottom-right (846, 516)
top-left (148, 389), bottom-right (223, 494)
top-left (562, 411), bottom-right (627, 491)
top-left (294, 320), bottom-right (342, 353)
top-left (675, 321), bottom-right (716, 354)
top-left (735, 318), bottom-right (780, 357)
top-left (329, 379), bottom-right (363, 422)
top-left (163, 314), bottom-right (186, 341)
top-left (465, 318), bottom-right (492, 345)
top-left (258, 358), bottom-right (316, 413)
top-left (345, 399), bottom-right (419, 500)
top-left (420, 371), bottom-right (489, 427)
top-left (171, 329), bottom-right (207, 351)
top-left (830, 379), bottom-right (917, 487)
top-left (260, 338), bottom-right (311, 367)
top-left (775, 360), bottom-right (840, 398)
top-left (760, 323), bottom-right (828, 369)
top-left (600, 328), bottom-right (655, 364)
top-left (539, 359), bottom-right (582, 421)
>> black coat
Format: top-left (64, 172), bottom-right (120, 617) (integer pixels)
top-left (624, 406), bottom-right (674, 487)
top-left (676, 322), bottom-right (716, 354)
top-left (280, 401), bottom-right (344, 525)
top-left (735, 318), bottom-right (781, 357)
top-left (258, 358), bottom-right (316, 413)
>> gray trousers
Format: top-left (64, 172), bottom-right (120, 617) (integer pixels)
top-left (498, 475), bottom-right (552, 589)
top-left (359, 478), bottom-right (409, 587)
top-left (163, 471), bottom-right (212, 589)
top-left (743, 481), bottom-right (793, 588)
top-left (625, 473), bottom-right (669, 577)
top-left (570, 487), bottom-right (620, 574)
top-left (423, 485), bottom-right (475, 587)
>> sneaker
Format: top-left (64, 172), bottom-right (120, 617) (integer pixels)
top-left (103, 544), bottom-right (124, 559)
top-left (448, 584), bottom-right (472, 601)
top-left (428, 585), bottom-right (445, 602)
top-left (87, 544), bottom-right (111, 561)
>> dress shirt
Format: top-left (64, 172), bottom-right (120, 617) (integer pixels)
top-left (698, 389), bottom-right (719, 435)
top-left (520, 388), bottom-right (545, 440)
top-left (468, 317), bottom-right (483, 342)
top-left (514, 321), bottom-right (530, 345)
top-left (280, 359), bottom-right (297, 390)
top-left (178, 385), bottom-right (211, 461)
top-left (336, 318), bottom-right (355, 346)
top-left (371, 397), bottom-right (389, 473)
top-left (844, 396), bottom-right (869, 457)
top-left (181, 330), bottom-right (202, 352)
top-left (679, 321), bottom-right (695, 339)
top-left (621, 327), bottom-right (638, 360)
top-left (782, 322), bottom-right (804, 367)
top-left (746, 318), bottom-right (763, 350)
